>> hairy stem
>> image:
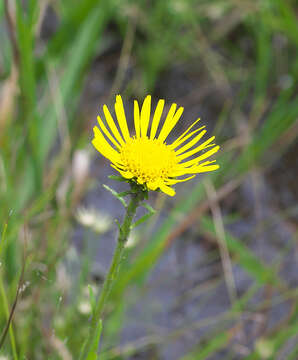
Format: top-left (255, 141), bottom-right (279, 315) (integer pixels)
top-left (80, 190), bottom-right (143, 359)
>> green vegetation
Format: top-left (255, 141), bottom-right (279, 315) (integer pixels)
top-left (0, 0), bottom-right (297, 358)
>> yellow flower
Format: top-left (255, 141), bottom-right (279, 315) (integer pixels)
top-left (92, 95), bottom-right (219, 196)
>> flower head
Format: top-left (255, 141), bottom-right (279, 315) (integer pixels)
top-left (92, 95), bottom-right (219, 196)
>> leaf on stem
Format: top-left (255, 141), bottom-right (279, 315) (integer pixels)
top-left (131, 202), bottom-right (156, 229)
top-left (102, 184), bottom-right (127, 208)
top-left (108, 175), bottom-right (127, 182)
top-left (88, 285), bottom-right (96, 315)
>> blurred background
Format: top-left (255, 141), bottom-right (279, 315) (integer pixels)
top-left (0, 0), bottom-right (298, 359)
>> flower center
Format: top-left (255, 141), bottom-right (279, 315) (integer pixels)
top-left (120, 137), bottom-right (178, 184)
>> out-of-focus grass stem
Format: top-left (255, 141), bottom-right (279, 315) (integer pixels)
top-left (0, 222), bottom-right (18, 360)
top-left (0, 277), bottom-right (18, 360)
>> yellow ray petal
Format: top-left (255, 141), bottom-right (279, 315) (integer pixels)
top-left (150, 99), bottom-right (165, 139)
top-left (177, 160), bottom-right (219, 174)
top-left (182, 163), bottom-right (220, 174)
top-left (169, 169), bottom-right (188, 177)
top-left (140, 95), bottom-right (151, 138)
top-left (137, 177), bottom-right (145, 185)
top-left (178, 137), bottom-right (218, 162)
top-left (112, 161), bottom-right (126, 170)
top-left (134, 100), bottom-right (141, 138)
top-left (169, 126), bottom-right (206, 150)
top-left (170, 118), bottom-right (201, 148)
top-left (160, 184), bottom-right (176, 196)
top-left (180, 147), bottom-right (217, 168)
top-left (157, 103), bottom-right (177, 140)
top-left (96, 115), bottom-right (121, 149)
top-left (111, 164), bottom-right (134, 179)
top-left (115, 95), bottom-right (130, 141)
top-left (103, 105), bottom-right (125, 145)
top-left (175, 131), bottom-right (208, 155)
top-left (92, 126), bottom-right (120, 164)
top-left (158, 104), bottom-right (183, 143)
top-left (165, 175), bottom-right (195, 185)
top-left (147, 179), bottom-right (161, 191)
top-left (180, 146), bottom-right (220, 167)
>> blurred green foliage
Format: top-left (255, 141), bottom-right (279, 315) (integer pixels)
top-left (0, 0), bottom-right (297, 359)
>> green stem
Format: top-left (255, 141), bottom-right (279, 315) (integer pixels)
top-left (0, 276), bottom-right (18, 360)
top-left (80, 190), bottom-right (143, 359)
top-left (0, 222), bottom-right (18, 360)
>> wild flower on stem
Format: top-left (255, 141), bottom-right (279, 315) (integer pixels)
top-left (80, 95), bottom-right (219, 359)
top-left (93, 95), bottom-right (219, 196)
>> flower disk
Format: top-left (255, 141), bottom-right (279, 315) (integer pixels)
top-left (120, 137), bottom-right (178, 187)
top-left (92, 95), bottom-right (220, 196)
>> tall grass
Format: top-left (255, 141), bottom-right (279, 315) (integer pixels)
top-left (0, 0), bottom-right (297, 358)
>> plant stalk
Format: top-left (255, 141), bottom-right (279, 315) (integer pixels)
top-left (0, 276), bottom-right (18, 360)
top-left (80, 190), bottom-right (143, 359)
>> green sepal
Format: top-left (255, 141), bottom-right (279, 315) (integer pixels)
top-left (128, 181), bottom-right (149, 199)
top-left (102, 184), bottom-right (127, 208)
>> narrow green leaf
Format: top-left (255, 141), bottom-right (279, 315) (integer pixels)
top-left (102, 185), bottom-right (127, 208)
top-left (15, 0), bottom-right (42, 192)
top-left (44, 0), bottom-right (105, 58)
top-left (200, 216), bottom-right (280, 286)
top-left (39, 3), bottom-right (112, 161)
top-left (88, 285), bottom-right (96, 314)
top-left (131, 202), bottom-right (156, 229)
top-left (245, 308), bottom-right (298, 359)
top-left (80, 320), bottom-right (102, 360)
top-left (108, 175), bottom-right (127, 182)
top-left (181, 331), bottom-right (228, 360)
top-left (0, 223), bottom-right (8, 258)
